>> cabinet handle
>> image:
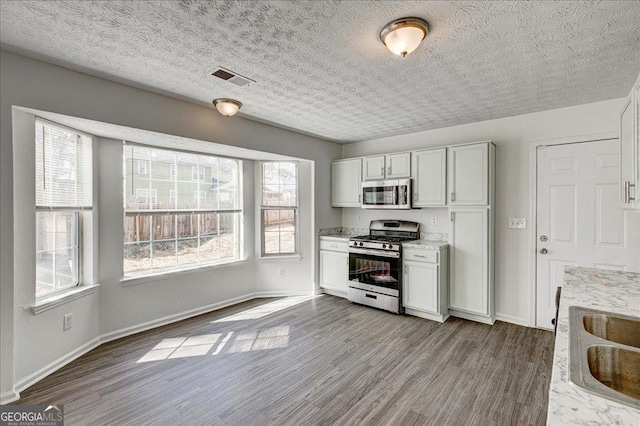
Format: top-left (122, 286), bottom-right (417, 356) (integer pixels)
top-left (414, 193), bottom-right (418, 201)
top-left (450, 212), bottom-right (454, 222)
top-left (388, 165), bottom-right (391, 175)
top-left (451, 192), bottom-right (455, 202)
top-left (630, 183), bottom-right (636, 201)
top-left (624, 181), bottom-right (629, 204)
top-left (359, 194), bottom-right (361, 203)
top-left (414, 254), bottom-right (426, 258)
top-left (381, 166), bottom-right (384, 176)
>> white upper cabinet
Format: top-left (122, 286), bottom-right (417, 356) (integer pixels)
top-left (386, 152), bottom-right (411, 178)
top-left (363, 153), bottom-right (410, 180)
top-left (448, 142), bottom-right (489, 205)
top-left (412, 148), bottom-right (447, 207)
top-left (363, 155), bottom-right (385, 181)
top-left (331, 158), bottom-right (362, 207)
top-left (620, 74), bottom-right (639, 210)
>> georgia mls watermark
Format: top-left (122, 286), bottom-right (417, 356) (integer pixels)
top-left (0, 405), bottom-right (63, 426)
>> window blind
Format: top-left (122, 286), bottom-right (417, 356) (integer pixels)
top-left (35, 120), bottom-right (93, 208)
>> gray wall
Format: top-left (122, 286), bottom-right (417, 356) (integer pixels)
top-left (0, 50), bottom-right (342, 398)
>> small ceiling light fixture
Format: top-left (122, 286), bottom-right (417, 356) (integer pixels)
top-left (212, 98), bottom-right (242, 117)
top-left (380, 17), bottom-right (429, 57)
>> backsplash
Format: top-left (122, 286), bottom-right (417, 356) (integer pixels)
top-left (319, 227), bottom-right (448, 241)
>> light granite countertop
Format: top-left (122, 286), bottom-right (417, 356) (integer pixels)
top-left (402, 240), bottom-right (449, 250)
top-left (318, 234), bottom-right (352, 241)
top-left (547, 266), bottom-right (640, 425)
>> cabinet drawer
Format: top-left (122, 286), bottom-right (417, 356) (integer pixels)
top-left (320, 239), bottom-right (349, 252)
top-left (403, 249), bottom-right (438, 263)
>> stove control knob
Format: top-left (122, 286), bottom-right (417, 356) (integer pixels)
top-left (359, 242), bottom-right (364, 247)
top-left (382, 244), bottom-right (387, 249)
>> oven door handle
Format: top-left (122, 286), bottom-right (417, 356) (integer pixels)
top-left (349, 248), bottom-right (400, 258)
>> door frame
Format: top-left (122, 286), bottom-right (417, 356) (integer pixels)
top-left (527, 132), bottom-right (617, 328)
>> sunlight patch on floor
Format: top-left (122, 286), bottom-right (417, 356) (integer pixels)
top-left (211, 295), bottom-right (318, 323)
top-left (137, 326), bottom-right (291, 363)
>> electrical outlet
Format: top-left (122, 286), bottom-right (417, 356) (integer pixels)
top-left (277, 268), bottom-right (285, 279)
top-left (357, 215), bottom-right (363, 223)
top-left (509, 218), bottom-right (527, 229)
top-left (431, 216), bottom-right (438, 225)
top-left (63, 313), bottom-right (72, 331)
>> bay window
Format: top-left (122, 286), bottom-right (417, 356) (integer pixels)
top-left (123, 144), bottom-right (242, 277)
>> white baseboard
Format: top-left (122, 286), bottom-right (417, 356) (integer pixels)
top-left (404, 308), bottom-right (449, 323)
top-left (100, 294), bottom-right (256, 344)
top-left (14, 337), bottom-right (102, 393)
top-left (320, 287), bottom-right (347, 298)
top-left (0, 389), bottom-right (20, 405)
top-left (253, 290), bottom-right (312, 298)
top-left (495, 313), bottom-right (531, 327)
top-left (449, 309), bottom-right (495, 325)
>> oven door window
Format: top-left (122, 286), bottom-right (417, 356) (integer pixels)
top-left (362, 185), bottom-right (396, 206)
top-left (349, 253), bottom-right (400, 289)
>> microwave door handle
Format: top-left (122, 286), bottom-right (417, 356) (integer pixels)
top-left (393, 186), bottom-right (399, 205)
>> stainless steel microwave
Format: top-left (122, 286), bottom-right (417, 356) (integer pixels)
top-left (361, 179), bottom-right (412, 209)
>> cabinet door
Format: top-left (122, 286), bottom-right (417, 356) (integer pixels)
top-left (635, 81), bottom-right (640, 210)
top-left (620, 96), bottom-right (636, 208)
top-left (320, 250), bottom-right (348, 293)
top-left (449, 208), bottom-right (488, 315)
top-left (363, 156), bottom-right (386, 181)
top-left (412, 148), bottom-right (446, 207)
top-left (332, 158), bottom-right (362, 207)
top-left (386, 152), bottom-right (411, 178)
top-left (449, 143), bottom-right (489, 205)
top-left (403, 260), bottom-right (438, 313)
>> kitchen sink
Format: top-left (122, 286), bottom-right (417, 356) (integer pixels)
top-left (583, 314), bottom-right (640, 348)
top-left (569, 306), bottom-right (640, 409)
top-left (587, 345), bottom-right (640, 400)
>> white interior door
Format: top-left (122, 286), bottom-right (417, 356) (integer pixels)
top-left (536, 139), bottom-right (640, 329)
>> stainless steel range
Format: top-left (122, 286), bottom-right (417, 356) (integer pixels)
top-left (347, 220), bottom-right (420, 314)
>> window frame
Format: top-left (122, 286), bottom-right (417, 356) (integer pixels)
top-left (259, 161), bottom-right (299, 258)
top-left (34, 119), bottom-right (94, 300)
top-left (123, 143), bottom-right (244, 279)
top-left (35, 210), bottom-right (81, 297)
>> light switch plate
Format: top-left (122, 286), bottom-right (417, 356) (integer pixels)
top-left (509, 218), bottom-right (527, 229)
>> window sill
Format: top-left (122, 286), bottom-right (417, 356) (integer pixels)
top-left (31, 284), bottom-right (100, 315)
top-left (258, 255), bottom-right (302, 262)
top-left (120, 258), bottom-right (249, 287)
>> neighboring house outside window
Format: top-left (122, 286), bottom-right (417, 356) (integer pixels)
top-left (137, 160), bottom-right (147, 175)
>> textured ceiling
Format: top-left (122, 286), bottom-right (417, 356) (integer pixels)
top-left (1, 1), bottom-right (639, 143)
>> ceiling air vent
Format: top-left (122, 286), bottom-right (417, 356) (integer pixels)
top-left (210, 67), bottom-right (255, 87)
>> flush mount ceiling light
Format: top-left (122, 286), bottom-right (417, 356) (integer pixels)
top-left (380, 17), bottom-right (429, 57)
top-left (212, 98), bottom-right (242, 117)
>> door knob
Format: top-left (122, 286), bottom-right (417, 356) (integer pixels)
top-left (540, 235), bottom-right (548, 242)
top-left (539, 248), bottom-right (548, 255)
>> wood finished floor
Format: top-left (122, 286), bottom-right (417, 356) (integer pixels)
top-left (15, 295), bottom-right (554, 425)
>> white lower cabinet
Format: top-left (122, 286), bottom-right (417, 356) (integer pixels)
top-left (402, 246), bottom-right (449, 323)
top-left (449, 207), bottom-right (494, 324)
top-left (319, 237), bottom-right (349, 297)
